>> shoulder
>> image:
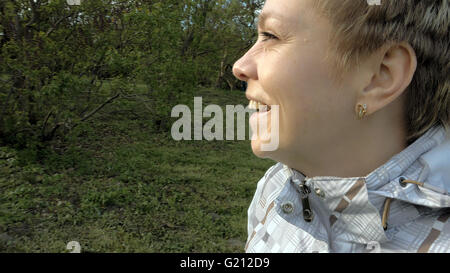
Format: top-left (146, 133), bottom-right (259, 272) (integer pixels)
top-left (247, 162), bottom-right (289, 235)
top-left (415, 209), bottom-right (450, 253)
top-left (251, 162), bottom-right (290, 209)
top-left (263, 162), bottom-right (285, 182)
top-left (258, 162), bottom-right (287, 190)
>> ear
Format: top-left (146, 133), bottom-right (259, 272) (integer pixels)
top-left (357, 42), bottom-right (417, 116)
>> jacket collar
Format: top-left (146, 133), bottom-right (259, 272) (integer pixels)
top-left (283, 125), bottom-right (450, 207)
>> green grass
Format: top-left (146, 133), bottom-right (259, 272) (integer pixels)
top-left (0, 87), bottom-right (275, 253)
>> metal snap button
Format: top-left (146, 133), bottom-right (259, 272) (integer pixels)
top-left (281, 202), bottom-right (294, 214)
top-left (314, 188), bottom-right (325, 198)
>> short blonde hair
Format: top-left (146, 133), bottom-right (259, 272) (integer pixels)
top-left (313, 0), bottom-right (449, 144)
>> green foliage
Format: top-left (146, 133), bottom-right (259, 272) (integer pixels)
top-left (0, 0), bottom-right (262, 147)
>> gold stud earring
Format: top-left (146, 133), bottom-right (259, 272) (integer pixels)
top-left (357, 104), bottom-right (368, 120)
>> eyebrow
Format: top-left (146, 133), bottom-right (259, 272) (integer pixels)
top-left (257, 11), bottom-right (292, 30)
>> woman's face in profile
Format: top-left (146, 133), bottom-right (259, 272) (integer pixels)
top-left (233, 0), bottom-right (359, 165)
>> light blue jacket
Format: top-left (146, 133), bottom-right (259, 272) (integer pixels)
top-left (246, 125), bottom-right (450, 253)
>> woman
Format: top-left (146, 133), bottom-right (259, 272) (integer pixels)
top-left (233, 0), bottom-right (449, 253)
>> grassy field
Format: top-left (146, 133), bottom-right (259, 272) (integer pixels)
top-left (0, 87), bottom-right (275, 253)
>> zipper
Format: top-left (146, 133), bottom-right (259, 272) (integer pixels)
top-left (292, 176), bottom-right (314, 222)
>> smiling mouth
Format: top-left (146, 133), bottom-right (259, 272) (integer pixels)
top-left (248, 100), bottom-right (271, 112)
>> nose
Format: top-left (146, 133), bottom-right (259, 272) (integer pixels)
top-left (232, 48), bottom-right (258, 82)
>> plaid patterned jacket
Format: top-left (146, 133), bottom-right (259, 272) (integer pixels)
top-left (246, 125), bottom-right (450, 253)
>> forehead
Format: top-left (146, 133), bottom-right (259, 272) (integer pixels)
top-left (258, 0), bottom-right (314, 29)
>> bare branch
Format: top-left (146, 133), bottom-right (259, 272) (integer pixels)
top-left (42, 93), bottom-right (120, 141)
top-left (25, 0), bottom-right (40, 28)
top-left (43, 122), bottom-right (64, 142)
top-left (45, 12), bottom-right (75, 37)
top-left (80, 93), bottom-right (120, 122)
top-left (41, 110), bottom-right (53, 137)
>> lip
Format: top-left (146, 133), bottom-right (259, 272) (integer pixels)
top-left (246, 93), bottom-right (269, 106)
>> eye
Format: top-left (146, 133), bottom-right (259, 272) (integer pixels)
top-left (260, 32), bottom-right (278, 42)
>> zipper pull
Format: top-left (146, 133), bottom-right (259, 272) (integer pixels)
top-left (292, 177), bottom-right (314, 222)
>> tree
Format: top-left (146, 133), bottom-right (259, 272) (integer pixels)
top-left (0, 0), bottom-right (262, 146)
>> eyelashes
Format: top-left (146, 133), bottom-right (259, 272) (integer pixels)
top-left (259, 32), bottom-right (279, 42)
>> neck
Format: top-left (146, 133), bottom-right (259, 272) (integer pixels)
top-left (286, 102), bottom-right (408, 178)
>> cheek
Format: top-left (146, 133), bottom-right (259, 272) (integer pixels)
top-left (257, 46), bottom-right (351, 151)
top-left (260, 48), bottom-right (335, 123)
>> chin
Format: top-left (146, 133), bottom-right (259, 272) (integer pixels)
top-left (251, 139), bottom-right (276, 159)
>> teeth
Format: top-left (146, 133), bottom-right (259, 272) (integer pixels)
top-left (248, 100), bottom-right (257, 110)
top-left (248, 100), bottom-right (270, 112)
